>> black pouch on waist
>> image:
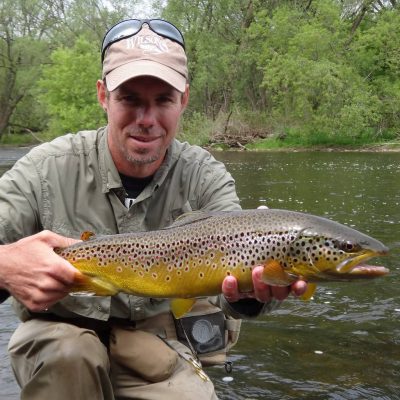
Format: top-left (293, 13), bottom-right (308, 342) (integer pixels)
top-left (174, 309), bottom-right (226, 355)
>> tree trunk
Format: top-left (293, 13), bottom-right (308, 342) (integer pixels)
top-left (0, 31), bottom-right (21, 139)
top-left (346, 0), bottom-right (374, 45)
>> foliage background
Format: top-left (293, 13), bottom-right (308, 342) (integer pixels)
top-left (0, 0), bottom-right (399, 147)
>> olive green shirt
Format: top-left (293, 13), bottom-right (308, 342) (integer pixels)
top-left (0, 127), bottom-right (243, 321)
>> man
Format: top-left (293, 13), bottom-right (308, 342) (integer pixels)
top-left (0, 19), bottom-right (306, 399)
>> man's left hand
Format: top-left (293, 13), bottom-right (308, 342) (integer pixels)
top-left (222, 265), bottom-right (307, 303)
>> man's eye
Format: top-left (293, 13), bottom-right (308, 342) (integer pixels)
top-left (157, 96), bottom-right (174, 104)
top-left (123, 96), bottom-right (139, 103)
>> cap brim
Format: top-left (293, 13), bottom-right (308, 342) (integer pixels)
top-left (105, 60), bottom-right (187, 92)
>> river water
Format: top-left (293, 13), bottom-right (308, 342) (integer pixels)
top-left (0, 149), bottom-right (399, 399)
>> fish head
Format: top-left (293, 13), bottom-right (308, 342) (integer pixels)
top-left (283, 224), bottom-right (389, 282)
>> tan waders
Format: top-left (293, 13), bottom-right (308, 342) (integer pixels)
top-left (8, 319), bottom-right (218, 400)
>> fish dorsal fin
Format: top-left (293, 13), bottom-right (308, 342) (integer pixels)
top-left (81, 231), bottom-right (96, 241)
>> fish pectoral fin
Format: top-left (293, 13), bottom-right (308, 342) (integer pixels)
top-left (170, 298), bottom-right (196, 319)
top-left (299, 282), bottom-right (317, 301)
top-left (71, 272), bottom-right (119, 296)
top-left (262, 260), bottom-right (293, 286)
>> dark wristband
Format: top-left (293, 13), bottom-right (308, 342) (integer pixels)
top-left (228, 298), bottom-right (265, 317)
top-left (0, 289), bottom-right (10, 303)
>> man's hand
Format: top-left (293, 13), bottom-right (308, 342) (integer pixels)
top-left (222, 265), bottom-right (307, 303)
top-left (0, 231), bottom-right (80, 312)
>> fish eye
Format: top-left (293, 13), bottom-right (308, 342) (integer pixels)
top-left (334, 240), bottom-right (362, 253)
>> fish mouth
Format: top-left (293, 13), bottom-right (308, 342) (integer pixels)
top-left (334, 249), bottom-right (389, 279)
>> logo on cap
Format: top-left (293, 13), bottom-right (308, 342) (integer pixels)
top-left (126, 34), bottom-right (169, 55)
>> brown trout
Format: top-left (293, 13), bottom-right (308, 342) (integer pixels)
top-left (56, 209), bottom-right (389, 317)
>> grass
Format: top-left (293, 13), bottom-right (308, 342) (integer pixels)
top-left (0, 130), bottom-right (61, 147)
top-left (246, 129), bottom-right (400, 151)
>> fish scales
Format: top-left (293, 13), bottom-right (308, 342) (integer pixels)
top-left (60, 210), bottom-right (295, 297)
top-left (57, 209), bottom-right (389, 301)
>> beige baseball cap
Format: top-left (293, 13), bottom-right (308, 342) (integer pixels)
top-left (102, 25), bottom-right (188, 92)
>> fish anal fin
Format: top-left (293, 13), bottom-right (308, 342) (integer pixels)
top-left (170, 298), bottom-right (196, 319)
top-left (299, 282), bottom-right (317, 301)
top-left (81, 231), bottom-right (96, 241)
top-left (71, 272), bottom-right (119, 296)
top-left (262, 260), bottom-right (293, 286)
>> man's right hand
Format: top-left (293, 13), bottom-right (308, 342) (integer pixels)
top-left (0, 231), bottom-right (80, 311)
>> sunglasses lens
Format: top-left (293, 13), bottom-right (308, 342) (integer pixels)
top-left (149, 19), bottom-right (185, 47)
top-left (102, 19), bottom-right (142, 56)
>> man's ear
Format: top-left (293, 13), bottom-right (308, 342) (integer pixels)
top-left (181, 84), bottom-right (190, 112)
top-left (97, 79), bottom-right (108, 112)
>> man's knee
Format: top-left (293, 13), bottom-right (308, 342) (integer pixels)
top-left (9, 320), bottom-right (109, 384)
top-left (46, 326), bottom-right (109, 369)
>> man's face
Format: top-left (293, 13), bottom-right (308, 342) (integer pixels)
top-left (97, 76), bottom-right (189, 177)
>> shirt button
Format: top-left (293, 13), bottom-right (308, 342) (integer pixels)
top-left (97, 306), bottom-right (102, 311)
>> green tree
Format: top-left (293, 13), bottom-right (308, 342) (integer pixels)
top-left (350, 9), bottom-right (400, 136)
top-left (0, 0), bottom-right (58, 138)
top-left (162, 0), bottom-right (258, 118)
top-left (39, 36), bottom-right (105, 135)
top-left (2, 0), bottom-right (400, 145)
top-left (0, 0), bottom-right (139, 139)
top-left (247, 1), bottom-right (382, 138)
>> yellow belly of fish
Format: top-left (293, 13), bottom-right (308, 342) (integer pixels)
top-left (70, 256), bottom-right (254, 298)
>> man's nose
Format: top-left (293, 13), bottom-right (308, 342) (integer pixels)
top-left (136, 105), bottom-right (156, 127)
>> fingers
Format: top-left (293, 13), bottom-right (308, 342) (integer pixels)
top-left (0, 230), bottom-right (81, 311)
top-left (222, 264), bottom-right (309, 304)
top-left (19, 288), bottom-right (69, 312)
top-left (31, 230), bottom-right (80, 284)
top-left (39, 229), bottom-right (80, 248)
top-left (251, 266), bottom-right (272, 302)
top-left (222, 267), bottom-right (273, 303)
top-left (222, 275), bottom-right (240, 303)
top-left (290, 280), bottom-right (308, 297)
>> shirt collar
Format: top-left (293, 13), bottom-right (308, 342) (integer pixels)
top-left (98, 126), bottom-right (122, 193)
top-left (99, 127), bottom-right (180, 195)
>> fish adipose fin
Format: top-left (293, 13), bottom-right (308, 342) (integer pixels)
top-left (170, 298), bottom-right (196, 319)
top-left (71, 272), bottom-right (119, 296)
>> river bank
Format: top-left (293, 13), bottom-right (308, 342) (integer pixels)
top-left (1, 139), bottom-right (400, 155)
top-left (208, 140), bottom-right (400, 153)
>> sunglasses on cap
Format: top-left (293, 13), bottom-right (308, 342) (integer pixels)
top-left (101, 18), bottom-right (185, 62)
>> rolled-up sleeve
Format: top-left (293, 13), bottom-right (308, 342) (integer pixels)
top-left (0, 155), bottom-right (42, 243)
